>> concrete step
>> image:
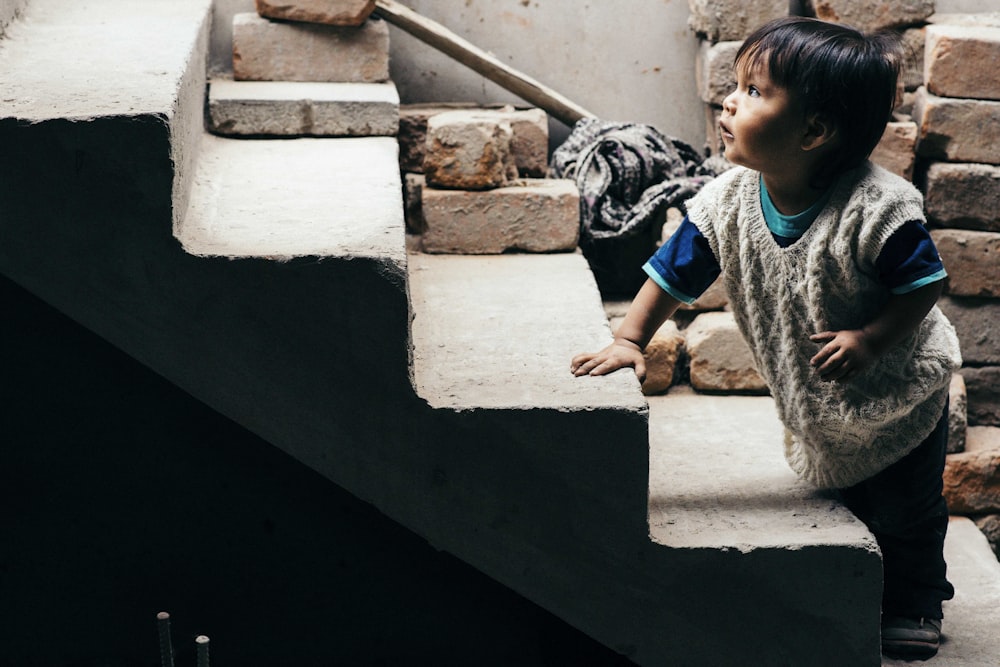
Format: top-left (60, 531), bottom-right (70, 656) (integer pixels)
top-left (207, 79), bottom-right (400, 137)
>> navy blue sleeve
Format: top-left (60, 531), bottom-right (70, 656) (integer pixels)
top-left (642, 216), bottom-right (721, 304)
top-left (876, 220), bottom-right (947, 294)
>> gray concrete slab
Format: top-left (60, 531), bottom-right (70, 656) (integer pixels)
top-left (207, 79), bottom-right (400, 137)
top-left (883, 517), bottom-right (1000, 666)
top-left (177, 134), bottom-right (405, 262)
top-left (408, 252), bottom-right (646, 411)
top-left (648, 386), bottom-right (876, 551)
top-left (0, 0), bottom-right (211, 122)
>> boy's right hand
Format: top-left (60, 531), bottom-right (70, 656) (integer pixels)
top-left (570, 338), bottom-right (646, 381)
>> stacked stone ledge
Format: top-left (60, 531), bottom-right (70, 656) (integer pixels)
top-left (400, 105), bottom-right (578, 254)
top-left (208, 2), bottom-right (398, 138)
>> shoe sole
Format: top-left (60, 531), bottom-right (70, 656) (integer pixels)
top-left (882, 638), bottom-right (940, 661)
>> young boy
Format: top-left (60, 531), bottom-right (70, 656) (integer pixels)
top-left (571, 17), bottom-right (962, 661)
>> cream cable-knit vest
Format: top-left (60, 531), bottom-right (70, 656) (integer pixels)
top-left (686, 162), bottom-right (962, 489)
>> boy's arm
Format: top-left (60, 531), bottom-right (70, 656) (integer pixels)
top-left (809, 281), bottom-right (943, 383)
top-left (571, 278), bottom-right (682, 381)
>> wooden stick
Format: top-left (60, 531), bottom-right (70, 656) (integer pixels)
top-left (373, 0), bottom-right (596, 127)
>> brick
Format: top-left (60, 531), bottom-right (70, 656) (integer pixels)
top-left (807, 0), bottom-right (933, 32)
top-left (925, 162), bottom-right (1000, 232)
top-left (912, 87), bottom-right (1000, 164)
top-left (899, 27), bottom-right (926, 91)
top-left (254, 0), bottom-right (375, 26)
top-left (207, 80), bottom-right (398, 136)
top-left (611, 317), bottom-right (684, 395)
top-left (931, 229), bottom-right (1000, 298)
top-left (950, 373), bottom-right (968, 454)
top-left (960, 366), bottom-right (1000, 427)
top-left (685, 311), bottom-right (767, 394)
top-left (400, 105), bottom-right (548, 177)
top-left (420, 179), bottom-right (579, 254)
top-left (423, 109), bottom-right (518, 190)
top-left (943, 426), bottom-right (1000, 514)
top-left (938, 296), bottom-right (1000, 367)
top-left (973, 514), bottom-right (1000, 558)
top-left (232, 12), bottom-right (389, 83)
top-left (696, 40), bottom-right (740, 105)
top-left (870, 121), bottom-right (916, 181)
top-left (925, 24), bottom-right (1000, 101)
top-left (687, 0), bottom-right (787, 42)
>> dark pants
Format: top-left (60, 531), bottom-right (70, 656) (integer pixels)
top-left (838, 403), bottom-right (955, 620)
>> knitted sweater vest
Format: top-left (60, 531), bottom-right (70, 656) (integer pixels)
top-left (686, 162), bottom-right (962, 489)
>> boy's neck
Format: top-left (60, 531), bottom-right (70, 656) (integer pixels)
top-left (760, 170), bottom-right (830, 216)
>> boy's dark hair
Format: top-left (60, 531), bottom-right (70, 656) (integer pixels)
top-left (734, 17), bottom-right (901, 184)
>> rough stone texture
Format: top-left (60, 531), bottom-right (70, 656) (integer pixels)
top-left (704, 104), bottom-right (725, 158)
top-left (696, 40), bottom-right (740, 106)
top-left (254, 0), bottom-right (375, 26)
top-left (807, 0), bottom-right (933, 32)
top-left (913, 87), bottom-right (1000, 164)
top-left (900, 26), bottom-right (926, 91)
top-left (924, 162), bottom-right (1000, 232)
top-left (420, 179), bottom-right (579, 254)
top-left (925, 23), bottom-right (1000, 102)
top-left (973, 514), bottom-right (1000, 558)
top-left (207, 80), bottom-right (399, 136)
top-left (961, 366), bottom-right (1000, 427)
top-left (423, 110), bottom-right (518, 190)
top-left (870, 121), bottom-right (917, 181)
top-left (403, 173), bottom-right (425, 234)
top-left (930, 229), bottom-right (1000, 298)
top-left (232, 12), bottom-right (389, 83)
top-left (938, 296), bottom-right (1000, 367)
top-left (611, 317), bottom-right (684, 395)
top-left (944, 426), bottom-right (1000, 515)
top-left (951, 372), bottom-right (969, 454)
top-left (685, 311), bottom-right (767, 394)
top-left (400, 105), bottom-right (548, 178)
top-left (687, 0), bottom-right (787, 42)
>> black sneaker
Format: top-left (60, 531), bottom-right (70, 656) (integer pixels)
top-left (881, 616), bottom-right (942, 660)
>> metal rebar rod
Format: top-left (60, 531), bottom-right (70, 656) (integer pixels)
top-left (195, 635), bottom-right (210, 667)
top-left (156, 612), bottom-right (175, 667)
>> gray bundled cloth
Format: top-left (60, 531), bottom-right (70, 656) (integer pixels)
top-left (550, 117), bottom-right (726, 243)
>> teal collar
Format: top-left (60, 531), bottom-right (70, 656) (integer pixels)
top-left (760, 175), bottom-right (833, 239)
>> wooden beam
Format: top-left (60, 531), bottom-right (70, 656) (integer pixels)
top-left (373, 0), bottom-right (596, 127)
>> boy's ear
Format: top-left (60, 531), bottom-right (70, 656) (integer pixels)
top-left (801, 112), bottom-right (837, 152)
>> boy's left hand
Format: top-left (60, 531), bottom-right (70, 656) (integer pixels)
top-left (809, 329), bottom-right (877, 383)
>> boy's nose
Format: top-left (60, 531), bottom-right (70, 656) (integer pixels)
top-left (722, 90), bottom-right (737, 114)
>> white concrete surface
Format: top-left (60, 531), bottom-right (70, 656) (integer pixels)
top-left (177, 134), bottom-right (405, 262)
top-left (408, 252), bottom-right (645, 412)
top-left (0, 0), bottom-right (210, 122)
top-left (208, 80), bottom-right (400, 136)
top-left (648, 387), bottom-right (876, 551)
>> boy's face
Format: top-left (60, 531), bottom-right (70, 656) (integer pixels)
top-left (719, 61), bottom-right (810, 176)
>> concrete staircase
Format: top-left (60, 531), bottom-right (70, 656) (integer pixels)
top-left (2, 1), bottom-right (997, 665)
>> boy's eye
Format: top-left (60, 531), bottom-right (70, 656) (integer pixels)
top-left (748, 85), bottom-right (761, 98)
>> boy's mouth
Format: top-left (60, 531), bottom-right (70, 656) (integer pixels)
top-left (719, 120), bottom-right (734, 141)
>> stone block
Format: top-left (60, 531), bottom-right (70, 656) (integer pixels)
top-left (900, 26), bottom-right (926, 91)
top-left (704, 104), bottom-right (725, 158)
top-left (950, 372), bottom-right (968, 454)
top-left (687, 0), bottom-right (787, 42)
top-left (870, 121), bottom-right (916, 181)
top-left (807, 0), bottom-right (933, 32)
top-left (943, 426), bottom-right (1000, 514)
top-left (420, 179), bottom-right (579, 254)
top-left (696, 40), bottom-right (740, 105)
top-left (938, 296), bottom-right (1000, 367)
top-left (207, 80), bottom-right (398, 136)
top-left (685, 311), bottom-right (767, 394)
top-left (913, 87), bottom-right (1000, 164)
top-left (931, 229), bottom-right (1000, 298)
top-left (925, 24), bottom-right (1000, 101)
top-left (961, 366), bottom-right (1000, 427)
top-left (254, 0), bottom-right (375, 26)
top-left (924, 162), bottom-right (1000, 232)
top-left (424, 110), bottom-right (518, 190)
top-left (403, 173), bottom-right (426, 234)
top-left (974, 514), bottom-right (1000, 558)
top-left (610, 317), bottom-right (684, 395)
top-left (232, 12), bottom-right (389, 83)
top-left (400, 105), bottom-right (548, 178)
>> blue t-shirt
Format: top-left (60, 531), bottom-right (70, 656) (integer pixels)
top-left (644, 178), bottom-right (947, 304)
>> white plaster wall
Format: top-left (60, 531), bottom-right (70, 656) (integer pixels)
top-left (210, 0), bottom-right (704, 147)
top-left (0, 0), bottom-right (28, 34)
